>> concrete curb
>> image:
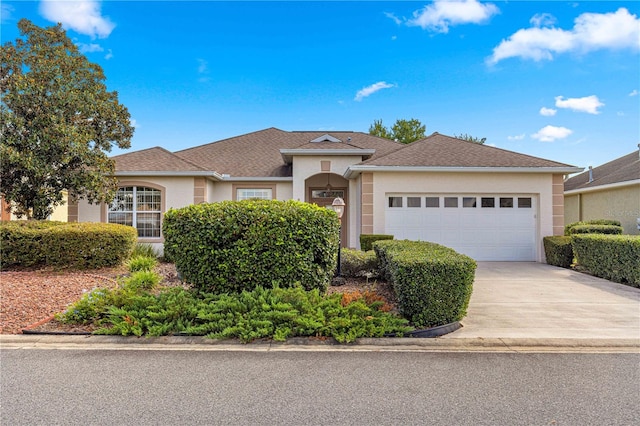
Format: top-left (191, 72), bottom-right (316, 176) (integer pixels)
top-left (2, 334), bottom-right (639, 353)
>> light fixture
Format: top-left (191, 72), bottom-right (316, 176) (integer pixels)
top-left (331, 197), bottom-right (345, 220)
top-left (325, 173), bottom-right (332, 192)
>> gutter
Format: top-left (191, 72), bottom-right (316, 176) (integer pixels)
top-left (564, 179), bottom-right (640, 195)
top-left (115, 171), bottom-right (225, 180)
top-left (344, 165), bottom-right (584, 179)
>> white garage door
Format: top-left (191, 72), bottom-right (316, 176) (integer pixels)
top-left (385, 194), bottom-right (537, 261)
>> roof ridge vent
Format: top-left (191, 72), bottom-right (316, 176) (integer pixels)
top-left (311, 134), bottom-right (341, 143)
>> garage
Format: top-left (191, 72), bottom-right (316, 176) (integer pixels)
top-left (385, 194), bottom-right (538, 261)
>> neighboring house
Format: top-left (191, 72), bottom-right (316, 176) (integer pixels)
top-left (71, 128), bottom-right (580, 261)
top-left (564, 147), bottom-right (640, 235)
top-left (1, 191), bottom-right (68, 222)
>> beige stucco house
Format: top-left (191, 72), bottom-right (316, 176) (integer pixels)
top-left (71, 128), bottom-right (581, 261)
top-left (564, 148), bottom-right (640, 235)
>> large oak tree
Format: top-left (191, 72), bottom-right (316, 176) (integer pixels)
top-left (368, 118), bottom-right (426, 144)
top-left (1, 19), bottom-right (133, 219)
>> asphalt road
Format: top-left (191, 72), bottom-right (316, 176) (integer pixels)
top-left (1, 349), bottom-right (639, 425)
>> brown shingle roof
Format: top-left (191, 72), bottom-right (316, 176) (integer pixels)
top-left (363, 133), bottom-right (576, 168)
top-left (564, 150), bottom-right (640, 191)
top-left (174, 128), bottom-right (403, 177)
top-left (113, 147), bottom-right (207, 172)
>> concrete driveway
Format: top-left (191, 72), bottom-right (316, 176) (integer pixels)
top-left (446, 262), bottom-right (640, 340)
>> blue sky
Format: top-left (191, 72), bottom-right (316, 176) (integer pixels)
top-left (2, 1), bottom-right (639, 170)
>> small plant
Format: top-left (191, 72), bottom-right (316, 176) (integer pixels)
top-left (131, 243), bottom-right (158, 259)
top-left (340, 289), bottom-right (394, 312)
top-left (123, 270), bottom-right (161, 291)
top-left (126, 255), bottom-right (157, 273)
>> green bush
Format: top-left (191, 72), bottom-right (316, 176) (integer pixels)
top-left (131, 243), bottom-right (158, 259)
top-left (564, 219), bottom-right (621, 236)
top-left (568, 224), bottom-right (623, 235)
top-left (0, 221), bottom-right (137, 269)
top-left (163, 200), bottom-right (340, 294)
top-left (340, 248), bottom-right (378, 278)
top-left (373, 240), bottom-right (476, 328)
top-left (543, 236), bottom-right (574, 268)
top-left (124, 270), bottom-right (161, 291)
top-left (126, 256), bottom-right (158, 273)
top-left (360, 234), bottom-right (393, 251)
top-left (572, 234), bottom-right (640, 287)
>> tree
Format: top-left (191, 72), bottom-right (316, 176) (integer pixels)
top-left (454, 133), bottom-right (486, 144)
top-left (369, 118), bottom-right (426, 144)
top-left (1, 19), bottom-right (133, 219)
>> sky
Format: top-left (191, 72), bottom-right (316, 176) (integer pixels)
top-left (1, 0), bottom-right (639, 171)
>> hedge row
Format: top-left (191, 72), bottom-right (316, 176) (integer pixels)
top-left (542, 236), bottom-right (573, 268)
top-left (373, 240), bottom-right (476, 328)
top-left (340, 248), bottom-right (378, 278)
top-left (163, 200), bottom-right (340, 294)
top-left (0, 221), bottom-right (137, 269)
top-left (572, 234), bottom-right (640, 287)
top-left (360, 234), bottom-right (393, 251)
top-left (568, 224), bottom-right (622, 235)
top-left (564, 219), bottom-right (621, 236)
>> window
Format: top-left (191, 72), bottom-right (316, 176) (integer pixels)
top-left (311, 190), bottom-right (344, 199)
top-left (444, 197), bottom-right (458, 208)
top-left (407, 197), bottom-right (421, 208)
top-left (481, 197), bottom-right (495, 208)
top-left (388, 197), bottom-right (403, 208)
top-left (500, 197), bottom-right (514, 208)
top-left (463, 197), bottom-right (477, 208)
top-left (108, 186), bottom-right (161, 238)
top-left (237, 188), bottom-right (272, 200)
top-left (425, 197), bottom-right (439, 208)
top-left (518, 197), bottom-right (532, 208)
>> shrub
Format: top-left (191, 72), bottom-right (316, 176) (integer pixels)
top-left (126, 256), bottom-right (158, 273)
top-left (572, 234), bottom-right (640, 287)
top-left (568, 224), bottom-right (623, 235)
top-left (123, 270), bottom-right (161, 291)
top-left (131, 243), bottom-right (158, 259)
top-left (374, 240), bottom-right (476, 328)
top-left (564, 219), bottom-right (621, 236)
top-left (163, 200), bottom-right (340, 294)
top-left (0, 221), bottom-right (137, 269)
top-left (340, 248), bottom-right (378, 278)
top-left (543, 236), bottom-right (573, 268)
top-left (360, 234), bottom-right (393, 251)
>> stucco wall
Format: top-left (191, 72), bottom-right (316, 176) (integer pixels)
top-left (564, 184), bottom-right (640, 235)
top-left (370, 171), bottom-right (555, 262)
top-left (207, 181), bottom-right (292, 202)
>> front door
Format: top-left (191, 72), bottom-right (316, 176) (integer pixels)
top-left (309, 188), bottom-right (348, 247)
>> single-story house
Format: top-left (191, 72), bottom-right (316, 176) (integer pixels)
top-left (564, 147), bottom-right (640, 235)
top-left (70, 128), bottom-right (581, 261)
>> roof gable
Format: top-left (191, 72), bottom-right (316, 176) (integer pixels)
top-left (113, 147), bottom-right (207, 172)
top-left (363, 133), bottom-right (575, 168)
top-left (564, 149), bottom-right (640, 191)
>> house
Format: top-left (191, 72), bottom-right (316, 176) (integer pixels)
top-left (564, 147), bottom-right (640, 235)
top-left (1, 192), bottom-right (68, 222)
top-left (70, 128), bottom-right (581, 261)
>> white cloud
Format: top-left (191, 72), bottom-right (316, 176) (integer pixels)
top-left (507, 134), bottom-right (525, 141)
top-left (130, 118), bottom-right (140, 129)
top-left (530, 13), bottom-right (557, 28)
top-left (617, 111), bottom-right (625, 116)
top-left (531, 125), bottom-right (573, 142)
top-left (197, 59), bottom-right (208, 74)
top-left (76, 42), bottom-right (103, 53)
top-left (539, 107), bottom-right (557, 116)
top-left (384, 12), bottom-right (402, 25)
top-left (488, 8), bottom-right (640, 64)
top-left (1, 4), bottom-right (14, 23)
top-left (104, 49), bottom-right (113, 60)
top-left (629, 89), bottom-right (639, 97)
top-left (354, 81), bottom-right (395, 101)
top-left (407, 0), bottom-right (499, 33)
top-left (39, 0), bottom-right (115, 38)
top-left (555, 95), bottom-right (604, 114)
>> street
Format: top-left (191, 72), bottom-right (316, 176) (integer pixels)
top-left (1, 348), bottom-right (639, 425)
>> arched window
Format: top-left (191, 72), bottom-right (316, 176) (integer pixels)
top-left (108, 186), bottom-right (162, 238)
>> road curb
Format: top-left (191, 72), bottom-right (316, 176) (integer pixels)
top-left (2, 334), bottom-right (639, 353)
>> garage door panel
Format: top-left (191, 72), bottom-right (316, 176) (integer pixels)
top-left (385, 194), bottom-right (537, 261)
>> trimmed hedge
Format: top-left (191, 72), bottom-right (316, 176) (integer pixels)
top-left (340, 248), bottom-right (378, 278)
top-left (572, 234), bottom-right (640, 287)
top-left (568, 224), bottom-right (623, 235)
top-left (373, 240), bottom-right (476, 328)
top-left (360, 234), bottom-right (393, 251)
top-left (564, 219), bottom-right (621, 236)
top-left (0, 221), bottom-right (137, 269)
top-left (543, 236), bottom-right (574, 268)
top-left (163, 200), bottom-right (340, 294)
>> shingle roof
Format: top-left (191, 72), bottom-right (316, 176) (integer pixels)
top-left (173, 128), bottom-right (403, 177)
top-left (112, 147), bottom-right (207, 172)
top-left (362, 133), bottom-right (575, 168)
top-left (564, 150), bottom-right (640, 191)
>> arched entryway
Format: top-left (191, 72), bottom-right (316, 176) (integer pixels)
top-left (305, 173), bottom-right (348, 247)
